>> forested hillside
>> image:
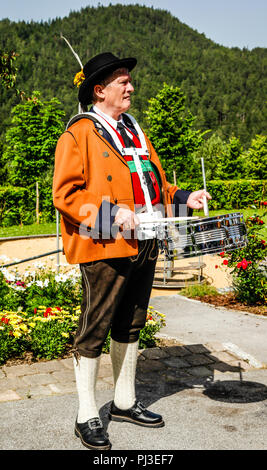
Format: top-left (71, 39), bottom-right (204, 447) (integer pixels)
top-left (0, 3), bottom-right (267, 147)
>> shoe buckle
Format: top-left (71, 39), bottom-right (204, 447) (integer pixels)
top-left (88, 417), bottom-right (102, 430)
top-left (136, 401), bottom-right (146, 412)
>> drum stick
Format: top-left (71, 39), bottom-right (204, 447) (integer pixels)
top-left (201, 157), bottom-right (209, 217)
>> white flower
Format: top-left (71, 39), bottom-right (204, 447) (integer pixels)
top-left (1, 269), bottom-right (16, 282)
top-left (23, 271), bottom-right (32, 278)
top-left (34, 262), bottom-right (45, 269)
top-left (0, 255), bottom-right (10, 263)
top-left (35, 280), bottom-right (44, 288)
top-left (68, 268), bottom-right (81, 278)
top-left (0, 267), bottom-right (8, 277)
top-left (55, 273), bottom-right (68, 283)
top-left (10, 285), bottom-right (25, 291)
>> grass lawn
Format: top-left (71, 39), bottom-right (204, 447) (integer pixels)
top-left (0, 207), bottom-right (266, 238)
top-left (0, 222), bottom-right (59, 238)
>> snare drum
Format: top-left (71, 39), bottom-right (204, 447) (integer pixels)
top-left (161, 212), bottom-right (247, 259)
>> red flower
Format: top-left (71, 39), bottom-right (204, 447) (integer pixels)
top-left (1, 316), bottom-right (9, 324)
top-left (56, 307), bottom-right (61, 311)
top-left (215, 265), bottom-right (219, 269)
top-left (263, 201), bottom-right (267, 206)
top-left (237, 262), bottom-right (242, 268)
top-left (43, 311), bottom-right (48, 318)
top-left (223, 259), bottom-right (228, 266)
top-left (241, 259), bottom-right (248, 270)
top-left (259, 220), bottom-right (264, 225)
top-left (219, 252), bottom-right (225, 257)
top-left (261, 240), bottom-right (266, 245)
top-left (45, 307), bottom-right (52, 315)
top-left (34, 308), bottom-right (37, 314)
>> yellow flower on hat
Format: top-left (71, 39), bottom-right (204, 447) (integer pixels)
top-left (74, 70), bottom-right (85, 87)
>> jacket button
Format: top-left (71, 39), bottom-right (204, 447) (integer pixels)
top-left (107, 175), bottom-right (112, 181)
top-left (103, 151), bottom-right (109, 157)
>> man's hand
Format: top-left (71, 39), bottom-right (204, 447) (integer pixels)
top-left (186, 190), bottom-right (212, 210)
top-left (114, 208), bottom-right (140, 231)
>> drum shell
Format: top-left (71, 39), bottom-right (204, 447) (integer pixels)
top-left (164, 212), bottom-right (247, 259)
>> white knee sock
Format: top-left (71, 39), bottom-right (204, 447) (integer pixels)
top-left (73, 354), bottom-right (100, 423)
top-left (110, 339), bottom-right (139, 410)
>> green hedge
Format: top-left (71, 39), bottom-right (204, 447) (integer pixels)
top-left (0, 180), bottom-right (266, 227)
top-left (0, 184), bottom-right (55, 227)
top-left (179, 180), bottom-right (266, 210)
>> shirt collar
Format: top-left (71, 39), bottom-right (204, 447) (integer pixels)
top-left (93, 105), bottom-right (125, 129)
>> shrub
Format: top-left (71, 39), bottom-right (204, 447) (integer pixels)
top-left (0, 311), bottom-right (29, 364)
top-left (0, 263), bottom-right (167, 363)
top-left (139, 307), bottom-right (166, 349)
top-left (179, 283), bottom-right (219, 299)
top-left (219, 207), bottom-right (267, 305)
top-left (179, 180), bottom-right (266, 210)
top-left (27, 306), bottom-right (79, 360)
top-left (0, 263), bottom-right (82, 314)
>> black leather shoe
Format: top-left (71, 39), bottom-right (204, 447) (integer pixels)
top-left (74, 417), bottom-right (112, 450)
top-left (109, 400), bottom-right (165, 428)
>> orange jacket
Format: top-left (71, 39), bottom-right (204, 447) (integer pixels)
top-left (53, 117), bottom-right (179, 264)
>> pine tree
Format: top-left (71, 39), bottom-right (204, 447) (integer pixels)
top-left (145, 83), bottom-right (205, 184)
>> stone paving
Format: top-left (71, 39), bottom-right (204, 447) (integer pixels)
top-left (0, 339), bottom-right (264, 403)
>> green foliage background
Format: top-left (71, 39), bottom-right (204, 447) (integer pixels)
top-left (0, 4), bottom-right (266, 226)
top-left (0, 3), bottom-right (267, 147)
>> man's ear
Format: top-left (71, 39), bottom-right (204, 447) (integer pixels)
top-left (94, 84), bottom-right (105, 100)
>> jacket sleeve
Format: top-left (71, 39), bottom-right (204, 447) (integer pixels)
top-left (53, 131), bottom-right (119, 237)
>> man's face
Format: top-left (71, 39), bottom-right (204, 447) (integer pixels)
top-left (100, 68), bottom-right (134, 115)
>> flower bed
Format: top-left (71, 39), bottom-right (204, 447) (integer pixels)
top-left (211, 207), bottom-right (267, 307)
top-left (0, 262), bottom-right (166, 365)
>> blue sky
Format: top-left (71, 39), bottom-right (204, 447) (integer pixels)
top-left (1, 0), bottom-right (267, 50)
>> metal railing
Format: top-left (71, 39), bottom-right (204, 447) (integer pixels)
top-left (1, 249), bottom-right (63, 269)
top-left (1, 210), bottom-right (62, 272)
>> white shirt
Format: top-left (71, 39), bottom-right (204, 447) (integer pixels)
top-left (92, 105), bottom-right (133, 139)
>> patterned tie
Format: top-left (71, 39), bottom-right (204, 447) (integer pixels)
top-left (117, 122), bottom-right (135, 148)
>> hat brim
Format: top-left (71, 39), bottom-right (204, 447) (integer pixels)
top-left (78, 57), bottom-right (137, 105)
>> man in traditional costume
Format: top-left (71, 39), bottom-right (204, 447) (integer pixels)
top-left (53, 52), bottom-right (211, 450)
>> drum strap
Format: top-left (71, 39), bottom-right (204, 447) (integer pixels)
top-left (67, 111), bottom-right (156, 215)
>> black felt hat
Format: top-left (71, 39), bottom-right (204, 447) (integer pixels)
top-left (78, 52), bottom-right (137, 105)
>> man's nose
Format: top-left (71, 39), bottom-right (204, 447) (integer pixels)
top-left (127, 82), bottom-right (134, 93)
